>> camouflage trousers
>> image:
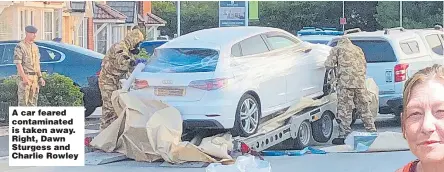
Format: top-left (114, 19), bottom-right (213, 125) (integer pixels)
top-left (98, 76), bottom-right (120, 131)
top-left (17, 75), bottom-right (39, 106)
top-left (336, 88), bottom-right (377, 138)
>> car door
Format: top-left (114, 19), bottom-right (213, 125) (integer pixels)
top-left (262, 32), bottom-right (313, 104)
top-left (231, 34), bottom-right (286, 115)
top-left (424, 34), bottom-right (444, 65)
top-left (38, 46), bottom-right (63, 75)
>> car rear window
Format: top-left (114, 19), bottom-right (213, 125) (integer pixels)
top-left (330, 40), bottom-right (397, 63)
top-left (142, 48), bottom-right (219, 73)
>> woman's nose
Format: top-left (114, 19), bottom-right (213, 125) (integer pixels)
top-left (422, 110), bottom-right (437, 133)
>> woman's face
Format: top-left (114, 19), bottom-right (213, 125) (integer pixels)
top-left (404, 78), bottom-right (444, 163)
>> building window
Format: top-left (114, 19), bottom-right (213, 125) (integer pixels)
top-left (20, 10), bottom-right (29, 39)
top-left (30, 11), bottom-right (34, 26)
top-left (77, 18), bottom-right (88, 48)
top-left (54, 9), bottom-right (62, 38)
top-left (44, 11), bottom-right (54, 40)
top-left (95, 24), bottom-right (108, 54)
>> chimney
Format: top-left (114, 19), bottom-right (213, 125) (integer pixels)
top-left (142, 1), bottom-right (151, 14)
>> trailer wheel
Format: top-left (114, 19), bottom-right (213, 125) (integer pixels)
top-left (293, 120), bottom-right (312, 150)
top-left (312, 112), bottom-right (333, 143)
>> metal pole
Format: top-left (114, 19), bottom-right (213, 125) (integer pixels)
top-left (245, 1), bottom-right (249, 26)
top-left (400, 1), bottom-right (402, 28)
top-left (177, 1), bottom-right (181, 37)
top-left (342, 1), bottom-right (345, 32)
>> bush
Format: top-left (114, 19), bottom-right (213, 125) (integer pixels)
top-left (0, 73), bottom-right (83, 106)
top-left (134, 48), bottom-right (150, 60)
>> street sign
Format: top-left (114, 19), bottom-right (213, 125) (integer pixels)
top-left (219, 1), bottom-right (247, 27)
top-left (340, 18), bottom-right (347, 25)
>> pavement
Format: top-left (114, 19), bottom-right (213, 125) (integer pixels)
top-left (0, 107), bottom-right (415, 172)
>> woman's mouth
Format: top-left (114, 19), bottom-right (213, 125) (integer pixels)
top-left (419, 140), bottom-right (442, 146)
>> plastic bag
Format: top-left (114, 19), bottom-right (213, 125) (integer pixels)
top-left (205, 155), bottom-right (271, 172)
top-left (344, 131), bottom-right (378, 152)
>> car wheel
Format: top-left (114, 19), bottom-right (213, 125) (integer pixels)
top-left (293, 120), bottom-right (312, 150)
top-left (232, 94), bottom-right (261, 137)
top-left (312, 112), bottom-right (333, 143)
top-left (323, 68), bottom-right (336, 96)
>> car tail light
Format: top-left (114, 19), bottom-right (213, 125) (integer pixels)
top-left (188, 78), bottom-right (229, 91)
top-left (134, 79), bottom-right (149, 89)
top-left (394, 63), bottom-right (409, 82)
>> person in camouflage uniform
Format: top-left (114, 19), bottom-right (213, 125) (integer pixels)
top-left (98, 28), bottom-right (144, 130)
top-left (325, 36), bottom-right (377, 145)
top-left (13, 26), bottom-right (45, 106)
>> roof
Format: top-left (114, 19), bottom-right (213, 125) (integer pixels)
top-left (106, 1), bottom-right (136, 23)
top-left (335, 29), bottom-right (420, 42)
top-left (0, 40), bottom-right (104, 58)
top-left (163, 26), bottom-right (286, 48)
top-left (140, 13), bottom-right (167, 25)
top-left (93, 2), bottom-right (127, 20)
top-left (299, 35), bottom-right (337, 41)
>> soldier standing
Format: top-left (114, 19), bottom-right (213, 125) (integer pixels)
top-left (325, 36), bottom-right (377, 145)
top-left (98, 28), bottom-right (144, 130)
top-left (13, 26), bottom-right (45, 106)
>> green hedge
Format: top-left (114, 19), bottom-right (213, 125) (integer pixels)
top-left (0, 73), bottom-right (83, 106)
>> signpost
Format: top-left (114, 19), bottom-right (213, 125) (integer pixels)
top-left (219, 1), bottom-right (248, 27)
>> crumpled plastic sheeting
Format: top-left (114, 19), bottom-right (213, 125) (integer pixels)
top-left (206, 155), bottom-right (271, 172)
top-left (344, 132), bottom-right (378, 152)
top-left (320, 131), bottom-right (409, 153)
top-left (89, 89), bottom-right (233, 164)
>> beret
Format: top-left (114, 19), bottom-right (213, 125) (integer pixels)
top-left (25, 25), bottom-right (38, 33)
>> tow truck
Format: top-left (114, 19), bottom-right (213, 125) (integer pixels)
top-left (84, 64), bottom-right (338, 167)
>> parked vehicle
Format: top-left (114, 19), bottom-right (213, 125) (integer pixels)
top-left (126, 26), bottom-right (335, 137)
top-left (0, 40), bottom-right (104, 86)
top-left (297, 27), bottom-right (343, 45)
top-left (327, 27), bottom-right (444, 121)
top-left (82, 40), bottom-right (169, 117)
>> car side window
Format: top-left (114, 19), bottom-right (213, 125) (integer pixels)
top-left (39, 47), bottom-right (62, 62)
top-left (231, 43), bottom-right (242, 57)
top-left (425, 34), bottom-right (444, 56)
top-left (400, 41), bottom-right (420, 55)
top-left (0, 45), bottom-right (6, 65)
top-left (239, 35), bottom-right (270, 56)
top-left (3, 44), bottom-right (16, 65)
top-left (265, 36), bottom-right (297, 50)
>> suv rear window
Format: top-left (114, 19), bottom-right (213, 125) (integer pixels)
top-left (143, 48), bottom-right (219, 73)
top-left (330, 40), bottom-right (397, 63)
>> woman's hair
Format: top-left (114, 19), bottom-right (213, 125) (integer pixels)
top-left (401, 64), bottom-right (444, 135)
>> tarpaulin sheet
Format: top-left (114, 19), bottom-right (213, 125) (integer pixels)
top-left (89, 89), bottom-right (234, 164)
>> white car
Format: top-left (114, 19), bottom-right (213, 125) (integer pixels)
top-left (128, 26), bottom-right (334, 137)
top-left (327, 27), bottom-right (444, 122)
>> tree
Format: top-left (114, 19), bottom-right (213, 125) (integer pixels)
top-left (375, 1), bottom-right (443, 29)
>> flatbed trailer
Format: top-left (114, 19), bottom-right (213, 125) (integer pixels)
top-left (232, 95), bottom-right (337, 153)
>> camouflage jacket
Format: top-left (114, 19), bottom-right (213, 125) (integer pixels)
top-left (99, 29), bottom-right (144, 84)
top-left (324, 37), bottom-right (367, 89)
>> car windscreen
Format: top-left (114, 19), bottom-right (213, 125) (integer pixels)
top-left (329, 40), bottom-right (397, 63)
top-left (142, 48), bottom-right (219, 73)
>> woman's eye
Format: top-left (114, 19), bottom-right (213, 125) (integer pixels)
top-left (436, 110), bottom-right (444, 118)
